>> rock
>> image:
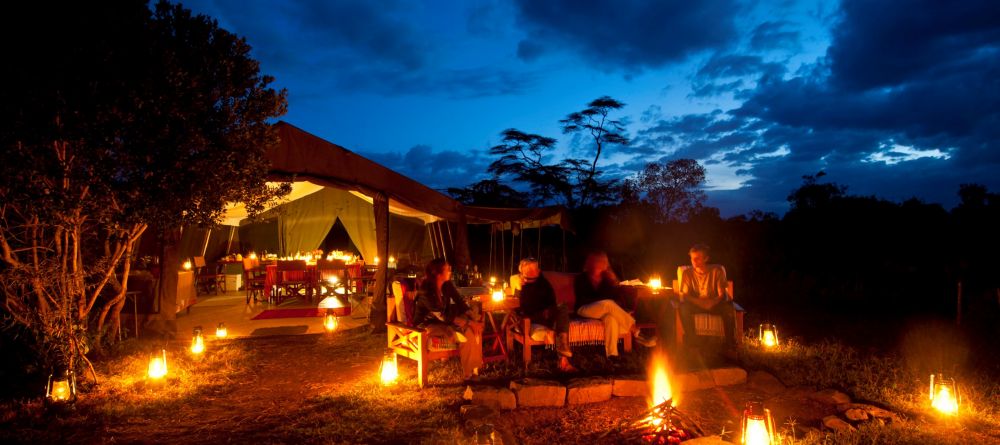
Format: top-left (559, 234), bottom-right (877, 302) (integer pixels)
top-left (809, 389), bottom-right (851, 405)
top-left (836, 403), bottom-right (901, 423)
top-left (469, 386), bottom-right (517, 410)
top-left (676, 370), bottom-right (716, 391)
top-left (843, 408), bottom-right (869, 422)
top-left (822, 415), bottom-right (857, 433)
top-left (510, 378), bottom-right (566, 408)
top-left (566, 377), bottom-right (612, 405)
top-left (710, 367), bottom-right (747, 386)
top-left (748, 371), bottom-right (786, 394)
top-left (682, 436), bottom-right (734, 444)
top-left (612, 377), bottom-right (648, 398)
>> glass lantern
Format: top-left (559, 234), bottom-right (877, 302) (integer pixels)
top-left (190, 327), bottom-right (205, 354)
top-left (324, 310), bottom-right (339, 332)
top-left (148, 349), bottom-right (168, 379)
top-left (741, 401), bottom-right (775, 445)
top-left (216, 322), bottom-right (228, 338)
top-left (379, 350), bottom-right (398, 386)
top-left (758, 323), bottom-right (779, 349)
top-left (929, 374), bottom-right (960, 415)
top-left (46, 368), bottom-right (77, 404)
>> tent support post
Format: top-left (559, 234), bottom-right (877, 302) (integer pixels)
top-left (537, 226), bottom-right (542, 269)
top-left (436, 222), bottom-right (448, 263)
top-left (369, 191), bottom-right (390, 330)
top-left (226, 226), bottom-right (235, 256)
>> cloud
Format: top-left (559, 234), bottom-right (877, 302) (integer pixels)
top-left (749, 21), bottom-right (802, 52)
top-left (512, 0), bottom-right (741, 72)
top-left (361, 145), bottom-right (493, 191)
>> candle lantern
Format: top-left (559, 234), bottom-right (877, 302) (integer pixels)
top-left (758, 323), bottom-right (779, 349)
top-left (190, 327), bottom-right (205, 354)
top-left (46, 368), bottom-right (77, 404)
top-left (147, 349), bottom-right (168, 379)
top-left (388, 256), bottom-right (397, 269)
top-left (379, 350), bottom-right (398, 386)
top-left (182, 260), bottom-right (192, 271)
top-left (216, 322), bottom-right (228, 339)
top-left (248, 252), bottom-right (257, 260)
top-left (489, 276), bottom-right (497, 287)
top-left (929, 374), bottom-right (960, 415)
top-left (649, 277), bottom-right (663, 294)
top-left (324, 310), bottom-right (339, 332)
top-left (491, 290), bottom-right (504, 302)
top-left (740, 401), bottom-right (775, 445)
top-left (373, 256), bottom-right (380, 265)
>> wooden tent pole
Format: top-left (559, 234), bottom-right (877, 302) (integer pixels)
top-left (436, 222), bottom-right (448, 262)
top-left (537, 226), bottom-right (542, 269)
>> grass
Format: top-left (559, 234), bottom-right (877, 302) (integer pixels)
top-left (739, 336), bottom-right (1000, 444)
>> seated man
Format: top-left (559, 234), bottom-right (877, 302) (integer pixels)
top-left (574, 251), bottom-right (656, 360)
top-left (516, 258), bottom-right (576, 372)
top-left (678, 244), bottom-right (736, 351)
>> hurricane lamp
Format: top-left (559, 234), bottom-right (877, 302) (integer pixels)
top-left (147, 349), bottom-right (168, 379)
top-left (324, 311), bottom-right (339, 332)
top-left (379, 350), bottom-right (398, 386)
top-left (491, 290), bottom-right (504, 302)
top-left (758, 323), bottom-right (779, 349)
top-left (216, 322), bottom-right (228, 339)
top-left (741, 401), bottom-right (775, 445)
top-left (46, 368), bottom-right (77, 404)
top-left (929, 374), bottom-right (960, 415)
top-left (190, 327), bottom-right (205, 354)
top-left (182, 260), bottom-right (192, 271)
top-left (648, 277), bottom-right (663, 294)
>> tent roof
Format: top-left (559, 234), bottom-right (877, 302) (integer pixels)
top-left (464, 205), bottom-right (571, 230)
top-left (267, 121), bottom-right (464, 223)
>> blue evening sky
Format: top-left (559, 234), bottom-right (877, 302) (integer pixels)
top-left (180, 0), bottom-right (1000, 216)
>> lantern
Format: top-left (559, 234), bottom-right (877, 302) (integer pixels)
top-left (648, 277), bottom-right (663, 294)
top-left (491, 290), bottom-right (504, 302)
top-left (216, 322), bottom-right (228, 339)
top-left (324, 310), bottom-right (339, 333)
top-left (373, 256), bottom-right (380, 265)
top-left (489, 276), bottom-right (497, 286)
top-left (740, 401), bottom-right (775, 445)
top-left (248, 252), bottom-right (257, 260)
top-left (929, 374), bottom-right (960, 415)
top-left (182, 260), bottom-right (192, 271)
top-left (148, 349), bottom-right (168, 379)
top-left (46, 368), bottom-right (77, 404)
top-left (388, 256), bottom-right (397, 269)
top-left (190, 327), bottom-right (205, 354)
top-left (379, 350), bottom-right (398, 385)
top-left (758, 323), bottom-right (779, 349)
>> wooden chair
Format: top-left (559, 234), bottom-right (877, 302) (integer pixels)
top-left (672, 266), bottom-right (745, 347)
top-left (276, 260), bottom-right (311, 303)
top-left (242, 257), bottom-right (267, 304)
top-left (193, 256), bottom-right (225, 295)
top-left (505, 272), bottom-right (632, 370)
top-left (316, 259), bottom-right (348, 295)
top-left (386, 279), bottom-right (460, 388)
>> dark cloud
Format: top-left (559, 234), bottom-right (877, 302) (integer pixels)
top-left (690, 53), bottom-right (786, 97)
top-left (362, 145), bottom-right (493, 191)
top-left (749, 21), bottom-right (801, 52)
top-left (512, 0), bottom-right (741, 71)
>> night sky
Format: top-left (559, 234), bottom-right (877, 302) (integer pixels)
top-left (181, 0), bottom-right (1000, 216)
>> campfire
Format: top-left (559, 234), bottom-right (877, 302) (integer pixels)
top-left (604, 351), bottom-right (704, 444)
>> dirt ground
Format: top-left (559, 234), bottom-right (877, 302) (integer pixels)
top-left (4, 329), bottom-right (998, 444)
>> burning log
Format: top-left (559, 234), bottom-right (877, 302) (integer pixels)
top-left (601, 399), bottom-right (705, 444)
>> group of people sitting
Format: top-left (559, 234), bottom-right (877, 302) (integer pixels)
top-left (409, 244), bottom-right (736, 382)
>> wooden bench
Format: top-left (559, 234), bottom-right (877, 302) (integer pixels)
top-left (385, 279), bottom-right (460, 388)
top-left (505, 271), bottom-right (632, 369)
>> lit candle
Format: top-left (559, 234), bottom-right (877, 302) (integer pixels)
top-left (148, 349), bottom-right (168, 379)
top-left (380, 351), bottom-right (398, 385)
top-left (182, 260), bottom-right (192, 271)
top-left (216, 322), bottom-right (228, 339)
top-left (491, 290), bottom-right (504, 302)
top-left (324, 313), bottom-right (338, 332)
top-left (190, 327), bottom-right (205, 354)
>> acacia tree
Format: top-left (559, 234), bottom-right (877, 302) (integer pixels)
top-left (447, 179), bottom-right (528, 207)
top-left (0, 1), bottom-right (287, 379)
top-left (623, 159), bottom-right (707, 222)
top-left (560, 96), bottom-right (629, 207)
top-left (486, 129), bottom-right (575, 207)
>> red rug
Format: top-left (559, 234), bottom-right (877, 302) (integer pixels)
top-left (251, 307), bottom-right (351, 320)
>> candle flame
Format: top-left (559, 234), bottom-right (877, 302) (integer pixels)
top-left (743, 418), bottom-right (771, 445)
top-left (380, 355), bottom-right (398, 385)
top-left (148, 355), bottom-right (167, 379)
top-left (324, 314), bottom-right (338, 332)
top-left (932, 385), bottom-right (959, 415)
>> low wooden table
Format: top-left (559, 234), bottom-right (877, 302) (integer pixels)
top-left (479, 296), bottom-right (520, 363)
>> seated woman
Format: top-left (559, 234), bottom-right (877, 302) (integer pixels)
top-left (574, 251), bottom-right (656, 359)
top-left (412, 258), bottom-right (484, 381)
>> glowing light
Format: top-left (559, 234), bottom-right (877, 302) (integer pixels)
top-left (248, 252), bottom-right (257, 260)
top-left (491, 290), bottom-right (504, 302)
top-left (759, 324), bottom-right (779, 349)
top-left (216, 322), bottom-right (228, 339)
top-left (930, 374), bottom-right (959, 415)
top-left (190, 328), bottom-right (205, 354)
top-left (182, 260), bottom-right (192, 271)
top-left (489, 276), bottom-right (497, 286)
top-left (373, 256), bottom-right (380, 265)
top-left (46, 370), bottom-right (76, 403)
top-left (324, 313), bottom-right (338, 332)
top-left (148, 350), bottom-right (168, 379)
top-left (741, 401), bottom-right (775, 445)
top-left (648, 351), bottom-right (674, 407)
top-left (380, 351), bottom-right (398, 386)
top-left (648, 277), bottom-right (662, 293)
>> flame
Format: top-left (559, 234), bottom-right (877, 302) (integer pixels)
top-left (216, 326), bottom-right (228, 338)
top-left (148, 356), bottom-right (167, 379)
top-left (182, 260), bottom-right (192, 271)
top-left (49, 380), bottom-right (71, 401)
top-left (649, 277), bottom-right (662, 290)
top-left (932, 385), bottom-right (958, 415)
top-left (491, 290), bottom-right (504, 302)
top-left (743, 418), bottom-right (771, 445)
top-left (324, 314), bottom-right (338, 332)
top-left (190, 335), bottom-right (205, 354)
top-left (761, 330), bottom-right (777, 348)
top-left (648, 350), bottom-right (675, 407)
top-left (380, 355), bottom-right (398, 385)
